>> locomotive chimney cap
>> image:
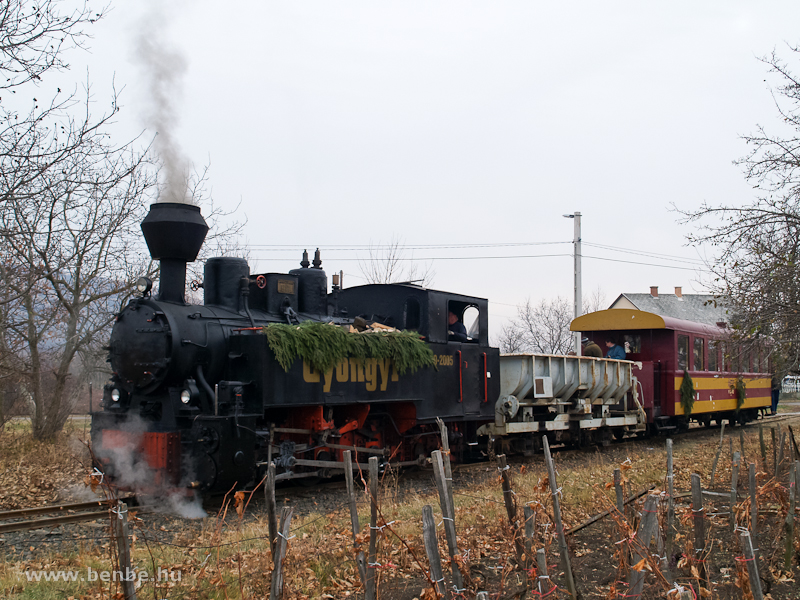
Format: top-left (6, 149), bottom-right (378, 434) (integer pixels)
top-left (141, 202), bottom-right (208, 262)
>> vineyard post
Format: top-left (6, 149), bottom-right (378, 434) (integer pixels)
top-left (729, 438), bottom-right (734, 463)
top-left (730, 451), bottom-right (740, 533)
top-left (777, 432), bottom-right (787, 477)
top-left (497, 453), bottom-right (524, 563)
top-left (343, 450), bottom-right (367, 585)
top-left (421, 504), bottom-right (449, 600)
top-left (535, 548), bottom-right (550, 596)
top-left (771, 427), bottom-right (777, 475)
top-left (542, 436), bottom-right (577, 599)
top-left (614, 468), bottom-right (624, 515)
top-left (432, 449), bottom-right (464, 593)
top-left (365, 456), bottom-right (379, 600)
top-left (759, 424), bottom-right (766, 467)
top-left (749, 462), bottom-right (757, 543)
top-left (112, 501), bottom-right (136, 600)
top-left (436, 417), bottom-right (457, 520)
top-left (666, 439), bottom-right (675, 560)
top-left (269, 506), bottom-right (294, 600)
top-left (266, 463), bottom-right (278, 563)
top-left (524, 504), bottom-right (534, 573)
top-left (627, 494), bottom-right (660, 599)
top-left (739, 430), bottom-right (746, 463)
top-left (784, 461), bottom-right (796, 570)
top-left (710, 421), bottom-right (725, 486)
top-left (691, 473), bottom-right (707, 583)
top-left (738, 529), bottom-right (764, 600)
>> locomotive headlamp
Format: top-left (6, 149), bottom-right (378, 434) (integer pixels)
top-left (110, 388), bottom-right (121, 402)
top-left (136, 277), bottom-right (153, 295)
top-left (179, 378), bottom-right (200, 406)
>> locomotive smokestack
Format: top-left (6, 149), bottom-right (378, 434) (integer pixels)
top-left (141, 203), bottom-right (209, 303)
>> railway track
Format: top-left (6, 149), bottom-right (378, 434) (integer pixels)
top-left (0, 497), bottom-right (136, 534)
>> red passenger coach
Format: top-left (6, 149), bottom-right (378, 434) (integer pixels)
top-left (571, 309), bottom-right (771, 432)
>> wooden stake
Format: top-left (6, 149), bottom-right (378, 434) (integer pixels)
top-left (784, 461), bottom-right (796, 570)
top-left (772, 427), bottom-right (778, 476)
top-left (436, 417), bottom-right (458, 524)
top-left (738, 529), bottom-right (764, 600)
top-left (365, 456), bottom-right (379, 600)
top-left (536, 548), bottom-right (552, 596)
top-left (432, 450), bottom-right (464, 593)
top-left (740, 430), bottom-right (746, 463)
top-left (710, 421), bottom-right (726, 487)
top-left (614, 468), bottom-right (624, 515)
top-left (730, 451), bottom-right (740, 533)
top-left (749, 462), bottom-right (757, 541)
top-left (422, 504), bottom-right (449, 600)
top-left (269, 506), bottom-right (294, 600)
top-left (266, 463), bottom-right (278, 563)
top-left (627, 494), bottom-right (661, 599)
top-left (542, 437), bottom-right (577, 599)
top-left (112, 501), bottom-right (136, 600)
top-left (524, 504), bottom-right (534, 572)
top-left (759, 423), bottom-right (766, 467)
top-left (343, 450), bottom-right (366, 585)
top-left (666, 439), bottom-right (676, 560)
top-left (788, 425), bottom-right (800, 461)
top-left (777, 432), bottom-right (787, 477)
top-left (691, 473), bottom-right (707, 584)
top-left (497, 453), bottom-right (524, 563)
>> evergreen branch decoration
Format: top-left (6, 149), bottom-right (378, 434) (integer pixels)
top-left (262, 321), bottom-right (436, 374)
top-left (680, 370), bottom-right (695, 415)
top-left (730, 376), bottom-right (747, 411)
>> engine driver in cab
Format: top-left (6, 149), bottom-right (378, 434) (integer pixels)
top-left (448, 311), bottom-right (468, 342)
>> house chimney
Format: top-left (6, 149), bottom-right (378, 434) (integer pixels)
top-left (675, 286), bottom-right (682, 298)
top-left (650, 286), bottom-right (658, 298)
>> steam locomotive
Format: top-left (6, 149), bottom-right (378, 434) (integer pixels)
top-left (91, 203), bottom-right (771, 497)
top-left (91, 203), bottom-right (500, 494)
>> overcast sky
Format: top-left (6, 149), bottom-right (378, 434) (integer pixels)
top-left (39, 1), bottom-right (800, 334)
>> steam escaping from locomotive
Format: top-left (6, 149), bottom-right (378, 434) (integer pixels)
top-left (135, 1), bottom-right (193, 204)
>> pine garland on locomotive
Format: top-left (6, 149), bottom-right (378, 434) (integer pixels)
top-left (90, 203), bottom-right (500, 495)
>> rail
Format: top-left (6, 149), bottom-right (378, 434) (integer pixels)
top-left (0, 496), bottom-right (135, 534)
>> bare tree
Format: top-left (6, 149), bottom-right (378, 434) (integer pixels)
top-left (497, 296), bottom-right (574, 355)
top-left (358, 236), bottom-right (434, 286)
top-left (678, 45), bottom-right (800, 376)
top-left (0, 0), bottom-right (104, 90)
top-left (0, 87), bottom-right (160, 438)
top-left (496, 287), bottom-right (608, 355)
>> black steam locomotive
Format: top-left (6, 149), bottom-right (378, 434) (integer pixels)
top-left (91, 203), bottom-right (500, 495)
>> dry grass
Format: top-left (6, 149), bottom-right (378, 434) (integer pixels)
top-left (1, 416), bottom-right (799, 599)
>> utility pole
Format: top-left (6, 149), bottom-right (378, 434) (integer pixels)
top-left (563, 212), bottom-right (582, 355)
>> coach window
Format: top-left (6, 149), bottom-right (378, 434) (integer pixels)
top-left (708, 341), bottom-right (719, 372)
top-left (693, 337), bottom-right (705, 371)
top-left (677, 335), bottom-right (689, 371)
top-left (623, 334), bottom-right (641, 354)
top-left (404, 298), bottom-right (420, 330)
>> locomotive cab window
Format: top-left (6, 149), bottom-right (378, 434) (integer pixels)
top-left (404, 298), bottom-right (421, 330)
top-left (447, 301), bottom-right (478, 343)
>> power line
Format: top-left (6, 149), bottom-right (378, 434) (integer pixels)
top-left (583, 242), bottom-right (706, 266)
top-left (244, 241), bottom-right (571, 250)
